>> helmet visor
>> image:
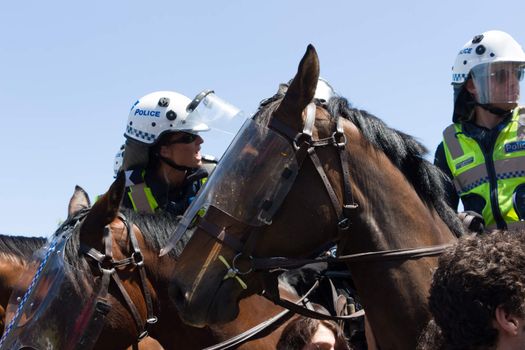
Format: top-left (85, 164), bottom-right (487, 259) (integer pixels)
top-left (187, 92), bottom-right (247, 160)
top-left (470, 61), bottom-right (525, 106)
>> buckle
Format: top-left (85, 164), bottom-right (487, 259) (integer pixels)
top-left (146, 316), bottom-right (158, 324)
top-left (138, 330), bottom-right (149, 340)
top-left (95, 300), bottom-right (112, 315)
top-left (338, 218), bottom-right (350, 230)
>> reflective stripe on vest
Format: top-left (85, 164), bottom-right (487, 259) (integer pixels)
top-left (442, 107), bottom-right (525, 228)
top-left (128, 182), bottom-right (159, 214)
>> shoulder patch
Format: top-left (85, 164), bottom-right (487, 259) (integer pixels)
top-left (455, 157), bottom-right (474, 170)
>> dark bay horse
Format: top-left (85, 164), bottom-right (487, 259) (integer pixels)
top-left (1, 180), bottom-right (296, 349)
top-left (167, 45), bottom-right (463, 349)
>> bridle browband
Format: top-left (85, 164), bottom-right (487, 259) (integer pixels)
top-left (81, 213), bottom-right (157, 344)
top-left (193, 101), bottom-right (452, 320)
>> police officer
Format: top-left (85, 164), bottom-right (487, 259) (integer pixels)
top-left (435, 30), bottom-right (525, 231)
top-left (120, 90), bottom-right (217, 216)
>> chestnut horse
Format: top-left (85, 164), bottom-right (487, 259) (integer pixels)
top-left (0, 180), bottom-right (297, 349)
top-left (167, 45), bottom-right (463, 349)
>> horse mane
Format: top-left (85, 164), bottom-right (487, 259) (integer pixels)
top-left (254, 86), bottom-right (463, 236)
top-left (124, 208), bottom-right (185, 258)
top-left (63, 207), bottom-right (184, 271)
top-left (0, 234), bottom-right (47, 263)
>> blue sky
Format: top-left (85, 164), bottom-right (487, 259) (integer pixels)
top-left (1, 0), bottom-right (524, 236)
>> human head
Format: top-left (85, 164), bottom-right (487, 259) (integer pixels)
top-left (276, 316), bottom-right (350, 350)
top-left (122, 90), bottom-right (209, 171)
top-left (451, 30), bottom-right (525, 122)
top-left (428, 231), bottom-right (525, 349)
top-left (148, 131), bottom-right (204, 171)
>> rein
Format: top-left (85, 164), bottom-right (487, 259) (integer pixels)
top-left (202, 277), bottom-right (321, 350)
top-left (202, 270), bottom-right (364, 350)
top-left (81, 213), bottom-right (157, 344)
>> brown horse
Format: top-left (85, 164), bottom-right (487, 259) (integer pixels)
top-left (167, 45), bottom-right (463, 349)
top-left (0, 180), bottom-right (297, 349)
top-left (0, 192), bottom-right (164, 349)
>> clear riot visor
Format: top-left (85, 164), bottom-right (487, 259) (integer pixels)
top-left (162, 119), bottom-right (299, 255)
top-left (470, 62), bottom-right (525, 105)
top-left (187, 91), bottom-right (247, 159)
top-left (1, 233), bottom-right (106, 350)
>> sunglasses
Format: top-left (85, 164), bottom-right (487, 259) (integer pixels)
top-left (167, 133), bottom-right (199, 145)
top-left (489, 68), bottom-right (524, 84)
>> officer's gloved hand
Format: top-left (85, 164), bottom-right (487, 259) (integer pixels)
top-left (458, 211), bottom-right (485, 234)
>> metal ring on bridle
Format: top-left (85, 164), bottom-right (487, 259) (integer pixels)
top-left (97, 260), bottom-right (116, 274)
top-left (132, 251), bottom-right (144, 266)
top-left (293, 133), bottom-right (312, 151)
top-left (332, 131), bottom-right (347, 149)
top-left (231, 253), bottom-right (254, 275)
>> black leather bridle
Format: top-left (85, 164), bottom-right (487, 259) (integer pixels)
top-left (191, 102), bottom-right (451, 320)
top-left (81, 213), bottom-right (158, 345)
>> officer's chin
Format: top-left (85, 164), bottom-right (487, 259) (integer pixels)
top-left (491, 102), bottom-right (517, 113)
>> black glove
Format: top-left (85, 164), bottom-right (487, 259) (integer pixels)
top-left (458, 211), bottom-right (485, 234)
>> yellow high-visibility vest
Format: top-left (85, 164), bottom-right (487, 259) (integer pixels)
top-left (442, 107), bottom-right (525, 229)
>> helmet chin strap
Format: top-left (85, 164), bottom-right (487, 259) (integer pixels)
top-left (475, 102), bottom-right (513, 117)
top-left (159, 156), bottom-right (193, 172)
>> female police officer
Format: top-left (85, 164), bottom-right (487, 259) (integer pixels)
top-left (120, 90), bottom-right (232, 215)
top-left (435, 30), bottom-right (525, 231)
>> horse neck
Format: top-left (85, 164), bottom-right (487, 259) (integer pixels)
top-left (341, 141), bottom-right (456, 349)
top-left (124, 225), bottom-right (221, 349)
top-left (346, 151), bottom-right (454, 249)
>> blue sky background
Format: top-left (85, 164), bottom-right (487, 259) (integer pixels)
top-left (1, 0), bottom-right (524, 237)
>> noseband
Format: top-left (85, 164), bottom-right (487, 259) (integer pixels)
top-left (81, 213), bottom-right (157, 342)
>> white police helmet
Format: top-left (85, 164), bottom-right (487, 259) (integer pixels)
top-left (452, 30), bottom-right (525, 121)
top-left (122, 90), bottom-right (243, 170)
top-left (124, 91), bottom-right (209, 145)
top-left (452, 30), bottom-right (525, 85)
top-left (314, 78), bottom-right (338, 103)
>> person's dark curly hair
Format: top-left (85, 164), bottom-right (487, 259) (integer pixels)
top-left (428, 231), bottom-right (525, 350)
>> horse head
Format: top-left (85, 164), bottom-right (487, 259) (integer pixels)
top-left (168, 45), bottom-right (461, 348)
top-left (2, 174), bottom-right (187, 349)
top-left (168, 45), bottom-right (343, 324)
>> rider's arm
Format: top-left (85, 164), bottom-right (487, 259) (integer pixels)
top-left (434, 142), bottom-right (459, 211)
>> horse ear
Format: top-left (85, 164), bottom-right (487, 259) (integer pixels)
top-left (79, 172), bottom-right (125, 245)
top-left (274, 44), bottom-right (320, 127)
top-left (67, 185), bottom-right (91, 219)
